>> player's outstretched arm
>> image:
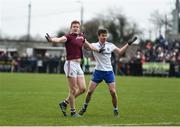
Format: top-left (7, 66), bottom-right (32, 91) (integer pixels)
top-left (114, 36), bottom-right (137, 55)
top-left (45, 33), bottom-right (67, 43)
top-left (84, 40), bottom-right (103, 53)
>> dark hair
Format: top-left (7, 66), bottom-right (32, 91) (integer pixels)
top-left (97, 28), bottom-right (108, 36)
top-left (70, 20), bottom-right (80, 28)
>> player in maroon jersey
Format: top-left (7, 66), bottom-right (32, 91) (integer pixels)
top-left (45, 20), bottom-right (102, 117)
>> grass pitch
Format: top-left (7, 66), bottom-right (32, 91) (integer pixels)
top-left (0, 73), bottom-right (180, 126)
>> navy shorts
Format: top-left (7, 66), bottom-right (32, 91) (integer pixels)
top-left (91, 70), bottom-right (115, 84)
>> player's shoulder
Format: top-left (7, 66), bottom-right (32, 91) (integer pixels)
top-left (105, 42), bottom-right (115, 46)
top-left (64, 33), bottom-right (71, 38)
top-left (64, 33), bottom-right (79, 40)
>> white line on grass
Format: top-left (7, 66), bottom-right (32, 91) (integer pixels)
top-left (2, 122), bottom-right (180, 126)
top-left (104, 122), bottom-right (180, 126)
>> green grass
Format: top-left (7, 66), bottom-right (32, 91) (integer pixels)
top-left (0, 73), bottom-right (180, 126)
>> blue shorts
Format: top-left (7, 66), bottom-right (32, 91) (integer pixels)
top-left (91, 70), bottom-right (115, 84)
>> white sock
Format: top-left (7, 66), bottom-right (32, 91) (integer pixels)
top-left (114, 107), bottom-right (118, 111)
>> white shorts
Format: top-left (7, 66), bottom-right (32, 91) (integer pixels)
top-left (64, 61), bottom-right (84, 77)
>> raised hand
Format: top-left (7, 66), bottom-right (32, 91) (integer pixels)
top-left (128, 36), bottom-right (137, 45)
top-left (45, 33), bottom-right (52, 42)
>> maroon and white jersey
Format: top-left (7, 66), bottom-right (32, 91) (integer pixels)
top-left (64, 33), bottom-right (85, 60)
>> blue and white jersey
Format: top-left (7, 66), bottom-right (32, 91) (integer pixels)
top-left (92, 42), bottom-right (117, 71)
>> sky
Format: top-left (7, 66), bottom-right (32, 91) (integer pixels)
top-left (0, 0), bottom-right (175, 39)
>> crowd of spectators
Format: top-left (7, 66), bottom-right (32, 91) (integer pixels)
top-left (119, 35), bottom-right (180, 77)
top-left (0, 52), bottom-right (66, 74)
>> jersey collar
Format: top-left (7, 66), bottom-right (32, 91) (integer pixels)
top-left (98, 41), bottom-right (107, 47)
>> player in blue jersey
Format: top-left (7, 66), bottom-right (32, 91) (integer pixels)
top-left (79, 28), bottom-right (137, 117)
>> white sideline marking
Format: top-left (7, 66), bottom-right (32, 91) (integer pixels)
top-left (2, 122), bottom-right (180, 126)
top-left (105, 122), bottom-right (180, 126)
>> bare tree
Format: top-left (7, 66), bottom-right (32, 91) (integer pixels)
top-left (149, 10), bottom-right (172, 38)
top-left (55, 7), bottom-right (141, 44)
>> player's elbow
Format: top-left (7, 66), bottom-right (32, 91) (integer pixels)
top-left (88, 45), bottom-right (93, 51)
top-left (117, 49), bottom-right (123, 55)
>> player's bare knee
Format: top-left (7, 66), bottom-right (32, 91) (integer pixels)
top-left (70, 88), bottom-right (76, 95)
top-left (79, 87), bottom-right (86, 94)
top-left (82, 87), bottom-right (86, 93)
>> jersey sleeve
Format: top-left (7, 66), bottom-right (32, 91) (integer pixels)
top-left (64, 34), bottom-right (70, 42)
top-left (110, 43), bottom-right (117, 51)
